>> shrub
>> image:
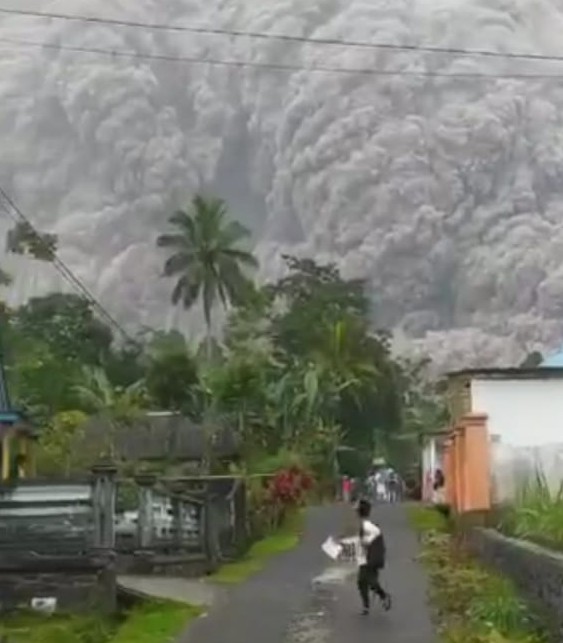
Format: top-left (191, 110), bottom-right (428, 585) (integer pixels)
top-left (410, 506), bottom-right (547, 643)
top-left (496, 469), bottom-right (563, 551)
top-left (268, 466), bottom-right (313, 507)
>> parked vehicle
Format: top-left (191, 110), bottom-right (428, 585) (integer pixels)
top-left (114, 500), bottom-right (199, 541)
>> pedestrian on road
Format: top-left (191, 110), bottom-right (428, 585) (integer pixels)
top-left (353, 498), bottom-right (392, 615)
top-left (387, 469), bottom-right (401, 503)
top-left (342, 476), bottom-right (352, 503)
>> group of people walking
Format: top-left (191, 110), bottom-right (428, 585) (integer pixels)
top-left (366, 467), bottom-right (403, 503)
top-left (340, 467), bottom-right (404, 505)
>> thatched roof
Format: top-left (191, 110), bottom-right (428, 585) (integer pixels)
top-left (80, 412), bottom-right (239, 462)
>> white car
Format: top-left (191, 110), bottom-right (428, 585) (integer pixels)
top-left (114, 501), bottom-right (199, 541)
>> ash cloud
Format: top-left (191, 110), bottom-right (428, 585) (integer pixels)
top-left (2, 0), bottom-right (563, 369)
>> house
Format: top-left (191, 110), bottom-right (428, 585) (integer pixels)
top-left (541, 348), bottom-right (563, 367)
top-left (79, 411), bottom-right (240, 470)
top-left (446, 367), bottom-right (563, 447)
top-left (445, 366), bottom-right (563, 506)
top-left (0, 351), bottom-right (36, 481)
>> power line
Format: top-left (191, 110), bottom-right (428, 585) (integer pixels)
top-left (1, 5), bottom-right (563, 65)
top-left (0, 185), bottom-right (139, 345)
top-left (1, 35), bottom-right (563, 80)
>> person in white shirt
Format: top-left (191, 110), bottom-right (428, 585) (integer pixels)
top-left (343, 498), bottom-right (392, 615)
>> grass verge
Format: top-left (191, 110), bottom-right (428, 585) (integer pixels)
top-left (408, 505), bottom-right (548, 643)
top-left (0, 599), bottom-right (202, 643)
top-left (110, 600), bottom-right (203, 643)
top-left (0, 613), bottom-right (112, 643)
top-left (210, 509), bottom-right (304, 584)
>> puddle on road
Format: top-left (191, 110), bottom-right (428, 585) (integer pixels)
top-left (312, 565), bottom-right (355, 586)
top-left (285, 565), bottom-right (352, 643)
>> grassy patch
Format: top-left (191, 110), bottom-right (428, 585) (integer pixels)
top-left (496, 472), bottom-right (563, 551)
top-left (111, 600), bottom-right (202, 643)
top-left (408, 504), bottom-right (449, 534)
top-left (0, 613), bottom-right (113, 643)
top-left (210, 510), bottom-right (304, 584)
top-left (0, 600), bottom-right (201, 643)
top-left (409, 506), bottom-right (547, 643)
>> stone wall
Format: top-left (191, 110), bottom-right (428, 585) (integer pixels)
top-left (117, 551), bottom-right (211, 577)
top-left (467, 528), bottom-right (563, 637)
top-left (0, 554), bottom-right (116, 614)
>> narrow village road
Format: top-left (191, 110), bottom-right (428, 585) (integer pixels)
top-left (179, 503), bottom-right (436, 643)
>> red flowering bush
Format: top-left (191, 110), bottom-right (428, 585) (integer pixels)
top-left (247, 462), bottom-right (316, 538)
top-left (268, 465), bottom-right (314, 508)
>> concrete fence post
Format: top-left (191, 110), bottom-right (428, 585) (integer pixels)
top-left (91, 462), bottom-right (117, 550)
top-left (171, 494), bottom-right (185, 549)
top-left (135, 472), bottom-right (157, 549)
top-left (203, 493), bottom-right (220, 568)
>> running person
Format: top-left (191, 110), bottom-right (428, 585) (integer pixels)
top-left (353, 498), bottom-right (392, 615)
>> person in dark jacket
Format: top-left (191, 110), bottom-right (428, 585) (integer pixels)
top-left (353, 498), bottom-right (392, 615)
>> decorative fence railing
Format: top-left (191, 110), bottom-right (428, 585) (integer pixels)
top-left (0, 468), bottom-right (276, 614)
top-left (0, 467), bottom-right (257, 564)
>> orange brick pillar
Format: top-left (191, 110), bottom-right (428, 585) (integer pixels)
top-left (461, 413), bottom-right (490, 512)
top-left (453, 426), bottom-right (466, 513)
top-left (443, 437), bottom-right (454, 507)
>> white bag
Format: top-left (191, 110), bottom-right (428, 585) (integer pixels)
top-left (321, 536), bottom-right (343, 560)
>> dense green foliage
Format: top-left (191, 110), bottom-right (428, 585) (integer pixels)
top-left (0, 197), bottom-right (444, 478)
top-left (410, 506), bottom-right (547, 643)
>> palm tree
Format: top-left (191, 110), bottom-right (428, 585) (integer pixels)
top-left (157, 196), bottom-right (258, 354)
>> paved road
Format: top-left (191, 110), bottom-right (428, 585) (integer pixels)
top-left (179, 503), bottom-right (436, 643)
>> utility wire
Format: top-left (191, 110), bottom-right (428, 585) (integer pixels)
top-left (0, 185), bottom-right (139, 345)
top-left (1, 5), bottom-right (563, 65)
top-left (1, 35), bottom-right (563, 80)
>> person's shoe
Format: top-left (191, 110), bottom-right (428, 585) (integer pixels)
top-left (361, 608), bottom-right (369, 616)
top-left (381, 594), bottom-right (392, 611)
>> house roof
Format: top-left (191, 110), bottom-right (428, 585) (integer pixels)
top-left (541, 350), bottom-right (563, 367)
top-left (81, 412), bottom-right (240, 461)
top-left (447, 367), bottom-right (563, 380)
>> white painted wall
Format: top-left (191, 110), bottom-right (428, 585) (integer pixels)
top-left (471, 378), bottom-right (563, 497)
top-left (421, 438), bottom-right (442, 502)
top-left (471, 378), bottom-right (563, 447)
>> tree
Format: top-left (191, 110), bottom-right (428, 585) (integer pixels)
top-left (156, 195), bottom-right (257, 352)
top-left (0, 221), bottom-right (57, 288)
top-left (145, 351), bottom-right (200, 412)
top-left (266, 256), bottom-right (401, 453)
top-left (269, 255), bottom-right (369, 357)
top-left (103, 340), bottom-right (146, 389)
top-left (6, 336), bottom-right (81, 423)
top-left (73, 366), bottom-right (146, 458)
top-left (387, 358), bottom-right (448, 471)
top-left (520, 351), bottom-right (543, 368)
top-left (205, 345), bottom-right (279, 453)
top-left (36, 410), bottom-right (89, 476)
top-left (14, 293), bottom-right (113, 365)
top-left (74, 366), bottom-right (145, 420)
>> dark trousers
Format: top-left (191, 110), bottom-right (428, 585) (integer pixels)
top-left (357, 564), bottom-right (387, 609)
